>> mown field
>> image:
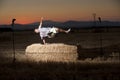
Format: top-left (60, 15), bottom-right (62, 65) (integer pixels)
top-left (0, 27), bottom-right (120, 80)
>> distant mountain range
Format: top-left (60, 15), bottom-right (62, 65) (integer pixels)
top-left (0, 20), bottom-right (120, 31)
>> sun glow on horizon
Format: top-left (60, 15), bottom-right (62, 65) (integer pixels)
top-left (0, 0), bottom-right (120, 25)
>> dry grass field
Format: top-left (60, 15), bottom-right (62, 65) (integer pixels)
top-left (0, 27), bottom-right (120, 80)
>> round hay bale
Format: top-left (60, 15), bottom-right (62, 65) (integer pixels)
top-left (25, 43), bottom-right (78, 62)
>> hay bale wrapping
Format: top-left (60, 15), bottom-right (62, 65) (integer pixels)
top-left (25, 43), bottom-right (78, 62)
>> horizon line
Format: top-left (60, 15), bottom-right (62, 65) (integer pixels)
top-left (1, 20), bottom-right (120, 25)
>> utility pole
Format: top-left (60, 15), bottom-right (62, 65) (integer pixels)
top-left (98, 17), bottom-right (103, 56)
top-left (93, 13), bottom-right (96, 27)
top-left (11, 18), bottom-right (16, 63)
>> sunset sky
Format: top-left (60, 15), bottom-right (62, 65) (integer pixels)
top-left (0, 0), bottom-right (120, 24)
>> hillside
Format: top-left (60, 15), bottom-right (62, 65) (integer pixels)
top-left (0, 20), bottom-right (120, 31)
